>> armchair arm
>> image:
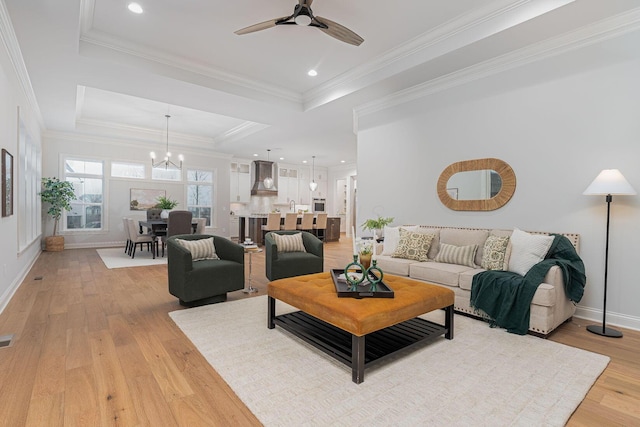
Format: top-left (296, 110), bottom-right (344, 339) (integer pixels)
top-left (213, 236), bottom-right (244, 264)
top-left (265, 232), bottom-right (279, 261)
top-left (167, 237), bottom-right (194, 273)
top-left (302, 231), bottom-right (323, 258)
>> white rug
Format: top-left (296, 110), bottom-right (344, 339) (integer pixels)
top-left (169, 296), bottom-right (609, 427)
top-left (96, 247), bottom-right (167, 269)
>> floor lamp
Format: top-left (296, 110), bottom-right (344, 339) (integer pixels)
top-left (583, 169), bottom-right (636, 338)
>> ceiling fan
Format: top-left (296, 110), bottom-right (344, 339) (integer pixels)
top-left (234, 0), bottom-right (364, 46)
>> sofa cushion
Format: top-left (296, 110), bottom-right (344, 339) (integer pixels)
top-left (409, 262), bottom-right (474, 287)
top-left (375, 255), bottom-right (415, 276)
top-left (434, 243), bottom-right (478, 268)
top-left (459, 268), bottom-right (486, 290)
top-left (273, 232), bottom-right (307, 253)
top-left (480, 235), bottom-right (510, 270)
top-left (438, 228), bottom-right (489, 266)
top-left (392, 229), bottom-right (435, 262)
top-left (507, 229), bottom-right (554, 276)
top-left (381, 225), bottom-right (418, 256)
top-left (175, 237), bottom-right (219, 261)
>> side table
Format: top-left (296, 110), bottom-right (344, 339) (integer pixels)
top-left (242, 246), bottom-right (262, 294)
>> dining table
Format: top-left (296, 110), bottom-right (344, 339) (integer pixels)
top-left (139, 219), bottom-right (199, 257)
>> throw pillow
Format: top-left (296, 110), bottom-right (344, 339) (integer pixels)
top-left (481, 235), bottom-right (510, 270)
top-left (507, 229), bottom-right (554, 276)
top-left (380, 225), bottom-right (425, 256)
top-left (392, 229), bottom-right (435, 262)
top-left (175, 237), bottom-right (219, 261)
top-left (434, 243), bottom-right (478, 268)
top-left (273, 233), bottom-right (307, 253)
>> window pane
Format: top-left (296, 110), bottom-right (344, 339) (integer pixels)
top-left (188, 185), bottom-right (212, 206)
top-left (152, 167), bottom-right (181, 181)
top-left (188, 169), bottom-right (212, 182)
top-left (188, 207), bottom-right (211, 226)
top-left (65, 159), bottom-right (103, 175)
top-left (112, 162), bottom-right (145, 178)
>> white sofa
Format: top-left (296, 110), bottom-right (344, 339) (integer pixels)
top-left (374, 226), bottom-right (581, 337)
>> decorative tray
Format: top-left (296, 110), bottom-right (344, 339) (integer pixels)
top-left (330, 269), bottom-right (394, 299)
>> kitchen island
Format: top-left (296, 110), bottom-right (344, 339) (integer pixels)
top-left (237, 214), bottom-right (340, 245)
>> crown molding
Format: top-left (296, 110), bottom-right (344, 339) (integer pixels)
top-left (353, 7), bottom-right (640, 129)
top-left (303, 0), bottom-right (575, 111)
top-left (212, 121), bottom-right (270, 145)
top-left (0, 0), bottom-right (45, 128)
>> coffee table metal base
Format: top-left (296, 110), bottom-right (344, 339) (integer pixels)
top-left (268, 296), bottom-right (453, 384)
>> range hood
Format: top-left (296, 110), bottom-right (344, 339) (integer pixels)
top-left (251, 160), bottom-right (277, 195)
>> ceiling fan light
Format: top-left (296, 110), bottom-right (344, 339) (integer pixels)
top-left (294, 15), bottom-right (312, 26)
top-left (127, 3), bottom-right (143, 14)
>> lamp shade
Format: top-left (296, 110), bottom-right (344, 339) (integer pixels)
top-left (583, 169), bottom-right (636, 196)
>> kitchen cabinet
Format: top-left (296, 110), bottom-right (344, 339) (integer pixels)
top-left (230, 162), bottom-right (250, 203)
top-left (325, 217), bottom-right (341, 242)
top-left (277, 167), bottom-right (299, 204)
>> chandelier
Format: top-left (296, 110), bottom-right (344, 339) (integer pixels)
top-left (150, 115), bottom-right (183, 170)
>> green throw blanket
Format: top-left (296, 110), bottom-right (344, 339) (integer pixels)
top-left (470, 234), bottom-right (586, 335)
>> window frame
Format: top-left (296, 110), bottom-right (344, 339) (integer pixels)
top-left (62, 155), bottom-right (107, 234)
top-left (185, 168), bottom-right (215, 229)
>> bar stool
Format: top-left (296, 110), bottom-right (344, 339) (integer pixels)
top-left (296, 212), bottom-right (314, 232)
top-left (282, 212), bottom-right (298, 230)
top-left (313, 213), bottom-right (328, 241)
top-left (262, 213), bottom-right (281, 243)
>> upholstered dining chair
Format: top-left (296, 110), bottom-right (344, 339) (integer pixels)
top-left (312, 213), bottom-right (328, 241)
top-left (296, 212), bottom-right (314, 233)
top-left (194, 217), bottom-right (207, 234)
top-left (126, 218), bottom-right (156, 258)
top-left (261, 213), bottom-right (281, 243)
top-left (282, 212), bottom-right (298, 230)
top-left (156, 210), bottom-right (194, 257)
top-left (147, 208), bottom-right (162, 221)
top-left (167, 234), bottom-right (244, 306)
top-left (123, 217), bottom-right (132, 254)
top-left (264, 230), bottom-right (323, 281)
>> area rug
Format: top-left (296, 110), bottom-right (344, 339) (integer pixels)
top-left (169, 296), bottom-right (609, 426)
top-left (96, 247), bottom-right (167, 269)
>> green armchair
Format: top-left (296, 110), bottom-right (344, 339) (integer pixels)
top-left (167, 234), bottom-right (244, 306)
top-left (265, 231), bottom-right (324, 281)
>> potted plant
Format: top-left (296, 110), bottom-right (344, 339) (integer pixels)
top-left (40, 177), bottom-right (75, 251)
top-left (156, 195), bottom-right (179, 219)
top-left (361, 216), bottom-right (394, 239)
top-left (358, 240), bottom-right (373, 270)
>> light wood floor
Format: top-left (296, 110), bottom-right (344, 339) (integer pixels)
top-left (0, 235), bottom-right (638, 426)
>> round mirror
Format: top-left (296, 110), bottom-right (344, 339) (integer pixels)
top-left (437, 158), bottom-right (515, 211)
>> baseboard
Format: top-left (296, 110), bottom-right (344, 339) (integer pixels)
top-left (574, 306), bottom-right (640, 332)
top-left (0, 249), bottom-right (41, 315)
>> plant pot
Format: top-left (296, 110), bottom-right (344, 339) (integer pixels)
top-left (45, 235), bottom-right (64, 252)
top-left (161, 209), bottom-right (170, 219)
top-left (359, 252), bottom-right (372, 270)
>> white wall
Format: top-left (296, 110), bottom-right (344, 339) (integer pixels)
top-left (0, 20), bottom-right (43, 312)
top-left (356, 58), bottom-right (640, 331)
top-left (42, 133), bottom-right (233, 248)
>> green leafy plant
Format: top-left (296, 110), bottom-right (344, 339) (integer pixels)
top-left (156, 195), bottom-right (179, 210)
top-left (358, 240), bottom-right (373, 255)
top-left (361, 216), bottom-right (394, 232)
top-left (40, 177), bottom-right (75, 236)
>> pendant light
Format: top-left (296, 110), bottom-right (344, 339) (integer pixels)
top-left (263, 149), bottom-right (274, 189)
top-left (150, 115), bottom-right (183, 170)
top-left (309, 155), bottom-right (318, 191)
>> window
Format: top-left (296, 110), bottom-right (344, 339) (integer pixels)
top-left (187, 169), bottom-right (213, 226)
top-left (64, 158), bottom-right (104, 230)
top-left (112, 161), bottom-right (145, 179)
top-left (152, 166), bottom-right (181, 181)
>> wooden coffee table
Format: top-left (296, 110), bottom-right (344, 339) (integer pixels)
top-left (268, 272), bottom-right (454, 383)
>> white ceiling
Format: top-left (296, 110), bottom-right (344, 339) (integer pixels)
top-left (5, 0), bottom-right (640, 166)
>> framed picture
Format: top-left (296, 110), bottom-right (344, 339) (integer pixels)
top-left (2, 149), bottom-right (13, 217)
top-left (130, 188), bottom-right (166, 210)
top-left (446, 187), bottom-right (458, 200)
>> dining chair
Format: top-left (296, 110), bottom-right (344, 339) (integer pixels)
top-left (194, 217), bottom-right (207, 234)
top-left (126, 218), bottom-right (156, 259)
top-left (122, 217), bottom-right (132, 254)
top-left (160, 210), bottom-right (193, 256)
top-left (147, 208), bottom-right (162, 221)
top-left (261, 213), bottom-right (281, 243)
top-left (282, 212), bottom-right (298, 230)
top-left (312, 213), bottom-right (328, 241)
top-left (296, 212), bottom-right (314, 232)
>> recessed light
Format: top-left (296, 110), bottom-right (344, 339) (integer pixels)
top-left (279, 157), bottom-right (285, 160)
top-left (302, 160), bottom-right (308, 164)
top-left (341, 160), bottom-right (345, 163)
top-left (307, 69), bottom-right (318, 77)
top-left (253, 153), bottom-right (259, 157)
top-left (128, 2), bottom-right (143, 14)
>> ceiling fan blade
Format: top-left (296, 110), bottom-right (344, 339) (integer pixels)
top-left (314, 16), bottom-right (364, 46)
top-left (299, 0), bottom-right (313, 6)
top-left (235, 16), bottom-right (291, 35)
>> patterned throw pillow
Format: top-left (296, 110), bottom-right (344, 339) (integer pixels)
top-left (481, 235), bottom-right (510, 270)
top-left (392, 229), bottom-right (435, 262)
top-left (273, 233), bottom-right (307, 253)
top-left (434, 243), bottom-right (478, 268)
top-left (175, 237), bottom-right (219, 261)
